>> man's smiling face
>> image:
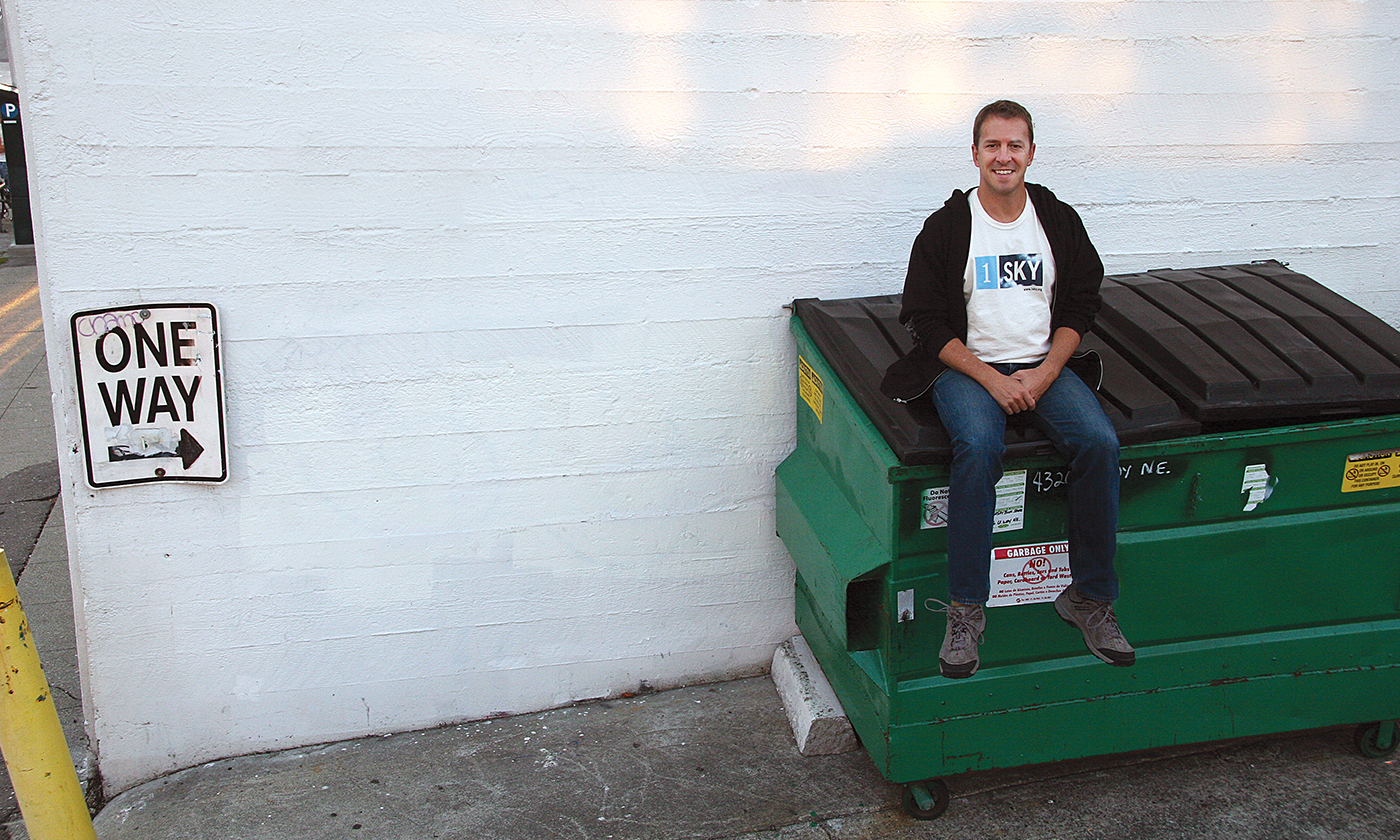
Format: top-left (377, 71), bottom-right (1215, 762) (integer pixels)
top-left (973, 115), bottom-right (1035, 200)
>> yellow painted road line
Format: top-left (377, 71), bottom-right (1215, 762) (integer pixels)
top-left (0, 285), bottom-right (38, 321)
top-left (0, 320), bottom-right (43, 381)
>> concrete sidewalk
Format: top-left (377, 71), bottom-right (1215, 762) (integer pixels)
top-left (1, 251), bottom-right (1398, 839)
top-left (0, 246), bottom-right (93, 840)
top-left (90, 676), bottom-right (1400, 840)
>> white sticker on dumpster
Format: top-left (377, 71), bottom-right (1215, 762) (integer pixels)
top-left (920, 486), bottom-right (949, 529)
top-left (993, 470), bottom-right (1027, 533)
top-left (920, 471), bottom-right (1025, 533)
top-left (987, 540), bottom-right (1072, 607)
top-left (897, 589), bottom-right (915, 622)
top-left (1241, 463), bottom-right (1274, 512)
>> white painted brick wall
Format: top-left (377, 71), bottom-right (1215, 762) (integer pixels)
top-left (3, 0), bottom-right (1396, 793)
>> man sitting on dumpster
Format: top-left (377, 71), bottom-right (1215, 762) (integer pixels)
top-left (880, 100), bottom-right (1133, 679)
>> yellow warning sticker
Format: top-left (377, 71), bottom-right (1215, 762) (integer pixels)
top-left (798, 356), bottom-right (823, 423)
top-left (1342, 448), bottom-right (1400, 493)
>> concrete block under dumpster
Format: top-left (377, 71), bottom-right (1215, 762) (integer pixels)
top-left (775, 260), bottom-right (1400, 819)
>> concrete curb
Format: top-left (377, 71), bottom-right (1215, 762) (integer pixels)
top-left (771, 634), bottom-right (857, 756)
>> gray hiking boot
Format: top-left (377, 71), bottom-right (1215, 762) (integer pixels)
top-left (933, 601), bottom-right (986, 678)
top-left (1054, 585), bottom-right (1135, 666)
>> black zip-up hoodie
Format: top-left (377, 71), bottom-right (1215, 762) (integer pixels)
top-left (879, 183), bottom-right (1105, 402)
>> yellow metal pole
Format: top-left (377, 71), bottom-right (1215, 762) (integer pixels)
top-left (0, 549), bottom-right (96, 840)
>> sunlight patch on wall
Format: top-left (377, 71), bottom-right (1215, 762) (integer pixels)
top-left (606, 2), bottom-right (697, 146)
top-left (618, 40), bottom-right (695, 146)
top-left (1257, 1), bottom-right (1364, 148)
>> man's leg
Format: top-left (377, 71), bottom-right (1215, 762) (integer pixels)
top-left (1027, 368), bottom-right (1120, 601)
top-left (1028, 369), bottom-right (1134, 665)
top-left (931, 370), bottom-right (1008, 604)
top-left (930, 370), bottom-right (1006, 677)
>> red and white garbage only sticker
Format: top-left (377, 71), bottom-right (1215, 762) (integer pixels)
top-left (987, 540), bottom-right (1072, 607)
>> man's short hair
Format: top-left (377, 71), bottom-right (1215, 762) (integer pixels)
top-left (973, 100), bottom-right (1034, 146)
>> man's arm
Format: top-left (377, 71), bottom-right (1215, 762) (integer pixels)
top-left (1034, 187), bottom-right (1103, 340)
top-left (900, 222), bottom-right (961, 355)
top-left (939, 326), bottom-right (1082, 415)
top-left (937, 338), bottom-right (1036, 415)
top-left (1010, 326), bottom-right (1081, 402)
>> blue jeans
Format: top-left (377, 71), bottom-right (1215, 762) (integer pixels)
top-left (931, 364), bottom-right (1120, 605)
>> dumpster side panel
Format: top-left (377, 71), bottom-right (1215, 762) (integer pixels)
top-left (775, 446), bottom-right (888, 651)
top-left (789, 319), bottom-right (901, 549)
top-left (877, 416), bottom-right (1400, 677)
top-left (882, 621), bottom-right (1400, 782)
top-left (1117, 505), bottom-right (1400, 645)
top-left (794, 579), bottom-right (894, 775)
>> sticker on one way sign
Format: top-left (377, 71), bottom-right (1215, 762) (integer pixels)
top-left (71, 303), bottom-right (227, 487)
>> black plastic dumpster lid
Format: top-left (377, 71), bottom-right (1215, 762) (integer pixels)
top-left (792, 261), bottom-right (1400, 467)
top-left (1094, 261), bottom-right (1400, 424)
top-left (792, 296), bottom-right (1199, 466)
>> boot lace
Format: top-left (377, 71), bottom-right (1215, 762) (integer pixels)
top-left (927, 599), bottom-right (984, 649)
top-left (1078, 597), bottom-right (1127, 643)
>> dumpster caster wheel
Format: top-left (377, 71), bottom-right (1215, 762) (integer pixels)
top-left (1354, 721), bottom-right (1398, 759)
top-left (902, 779), bottom-right (950, 820)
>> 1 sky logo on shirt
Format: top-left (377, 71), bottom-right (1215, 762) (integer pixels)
top-left (974, 254), bottom-right (1044, 290)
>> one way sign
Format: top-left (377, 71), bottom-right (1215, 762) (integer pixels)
top-left (71, 303), bottom-right (227, 487)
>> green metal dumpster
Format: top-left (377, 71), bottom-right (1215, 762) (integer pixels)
top-left (775, 261), bottom-right (1400, 818)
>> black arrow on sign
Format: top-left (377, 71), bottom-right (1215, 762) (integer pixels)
top-left (107, 428), bottom-right (207, 469)
top-left (177, 429), bottom-right (205, 469)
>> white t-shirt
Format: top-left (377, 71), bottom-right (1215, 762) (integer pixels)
top-left (963, 189), bottom-right (1057, 364)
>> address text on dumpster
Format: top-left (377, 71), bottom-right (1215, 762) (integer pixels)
top-left (1030, 459), bottom-right (1171, 494)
